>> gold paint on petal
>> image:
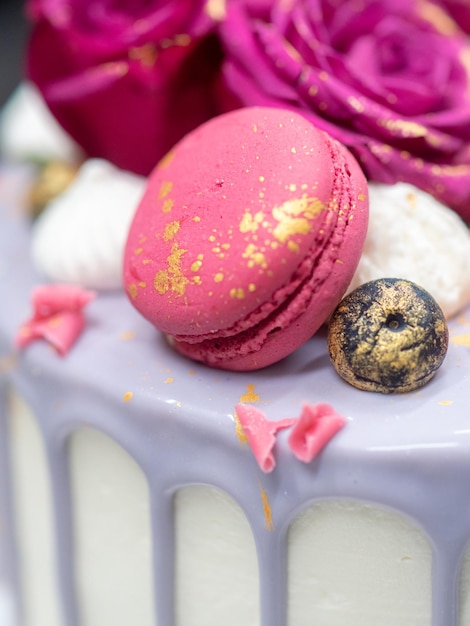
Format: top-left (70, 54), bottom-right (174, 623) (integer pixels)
top-left (204, 0), bottom-right (227, 22)
top-left (377, 118), bottom-right (427, 138)
top-left (418, 1), bottom-right (459, 36)
top-left (129, 43), bottom-right (158, 66)
top-left (99, 61), bottom-right (128, 78)
top-left (348, 96), bottom-right (365, 113)
top-left (431, 163), bottom-right (470, 177)
top-left (308, 85), bottom-right (318, 97)
top-left (174, 34), bottom-right (191, 46)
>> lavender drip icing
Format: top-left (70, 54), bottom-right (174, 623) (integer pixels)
top-left (1, 165), bottom-right (470, 625)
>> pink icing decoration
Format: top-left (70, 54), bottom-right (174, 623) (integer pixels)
top-left (235, 403), bottom-right (295, 473)
top-left (288, 403), bottom-right (347, 463)
top-left (16, 284), bottom-right (96, 355)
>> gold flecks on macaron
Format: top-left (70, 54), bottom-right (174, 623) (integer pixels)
top-left (157, 150), bottom-right (174, 169)
top-left (154, 242), bottom-right (189, 296)
top-left (191, 255), bottom-right (203, 272)
top-left (159, 181), bottom-right (173, 198)
top-left (240, 211), bottom-right (264, 233)
top-left (230, 287), bottom-right (245, 299)
top-left (438, 400), bottom-right (453, 406)
top-left (123, 391), bottom-right (134, 402)
top-left (163, 220), bottom-right (181, 241)
top-left (214, 273), bottom-right (224, 283)
top-left (127, 283), bottom-right (138, 299)
top-left (272, 196), bottom-right (324, 243)
top-left (162, 198), bottom-right (174, 213)
top-left (243, 244), bottom-right (267, 269)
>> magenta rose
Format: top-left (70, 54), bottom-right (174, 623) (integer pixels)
top-left (26, 0), bottom-right (226, 175)
top-left (220, 0), bottom-right (470, 220)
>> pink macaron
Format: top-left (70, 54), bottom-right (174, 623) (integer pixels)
top-left (123, 107), bottom-right (368, 371)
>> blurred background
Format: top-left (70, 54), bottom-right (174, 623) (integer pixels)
top-left (0, 0), bottom-right (28, 107)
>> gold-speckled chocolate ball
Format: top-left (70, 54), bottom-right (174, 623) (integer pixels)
top-left (327, 278), bottom-right (448, 393)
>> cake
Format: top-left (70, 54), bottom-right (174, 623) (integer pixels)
top-left (2, 1), bottom-right (470, 625)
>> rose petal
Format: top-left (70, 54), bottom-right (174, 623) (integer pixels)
top-left (26, 0), bottom-right (226, 175)
top-left (220, 0), bottom-right (470, 219)
top-left (288, 403), bottom-right (346, 463)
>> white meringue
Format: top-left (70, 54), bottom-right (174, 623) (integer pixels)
top-left (31, 159), bottom-right (146, 290)
top-left (349, 182), bottom-right (470, 319)
top-left (0, 82), bottom-right (83, 164)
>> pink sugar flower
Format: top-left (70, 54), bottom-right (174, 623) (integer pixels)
top-left (235, 403), bottom-right (295, 473)
top-left (16, 284), bottom-right (96, 355)
top-left (288, 403), bottom-right (346, 463)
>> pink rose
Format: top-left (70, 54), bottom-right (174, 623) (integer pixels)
top-left (26, 0), bottom-right (226, 175)
top-left (220, 0), bottom-right (470, 220)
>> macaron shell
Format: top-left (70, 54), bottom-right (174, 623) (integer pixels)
top-left (124, 107), bottom-right (368, 370)
top-left (173, 132), bottom-right (369, 370)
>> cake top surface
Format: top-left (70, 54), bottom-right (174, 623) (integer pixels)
top-left (1, 165), bottom-right (470, 461)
